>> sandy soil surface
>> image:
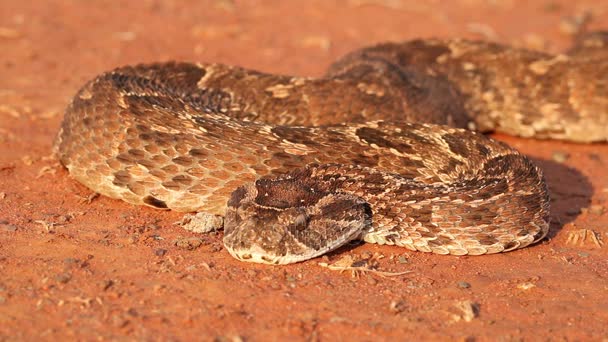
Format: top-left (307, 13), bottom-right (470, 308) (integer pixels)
top-left (1, 0), bottom-right (607, 340)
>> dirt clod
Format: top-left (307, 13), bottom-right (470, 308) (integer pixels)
top-left (0, 223), bottom-right (18, 232)
top-left (54, 273), bottom-right (72, 284)
top-left (457, 281), bottom-right (471, 289)
top-left (174, 237), bottom-right (204, 250)
top-left (388, 300), bottom-right (407, 314)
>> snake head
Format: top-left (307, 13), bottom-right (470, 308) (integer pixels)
top-left (223, 174), bottom-right (372, 265)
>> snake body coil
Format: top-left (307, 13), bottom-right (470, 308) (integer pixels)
top-left (55, 35), bottom-right (608, 264)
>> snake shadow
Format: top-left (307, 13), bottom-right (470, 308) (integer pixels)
top-left (528, 157), bottom-right (593, 240)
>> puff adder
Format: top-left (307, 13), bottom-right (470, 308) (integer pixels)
top-left (55, 33), bottom-right (608, 264)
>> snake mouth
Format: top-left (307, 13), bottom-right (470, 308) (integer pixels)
top-left (225, 225), bottom-right (366, 265)
top-left (226, 246), bottom-right (299, 265)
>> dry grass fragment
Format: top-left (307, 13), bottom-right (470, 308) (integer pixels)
top-left (566, 228), bottom-right (604, 248)
top-left (450, 300), bottom-right (478, 323)
top-left (318, 254), bottom-right (411, 278)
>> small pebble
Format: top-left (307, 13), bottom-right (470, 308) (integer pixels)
top-left (559, 12), bottom-right (590, 35)
top-left (552, 151), bottom-right (569, 163)
top-left (559, 17), bottom-right (582, 35)
top-left (388, 300), bottom-right (407, 314)
top-left (140, 224), bottom-right (160, 233)
top-left (0, 223), bottom-right (17, 232)
top-left (299, 35), bottom-right (331, 51)
top-left (55, 273), bottom-right (72, 284)
top-left (155, 248), bottom-right (167, 256)
top-left (457, 281), bottom-right (471, 289)
top-left (522, 34), bottom-right (547, 50)
top-left (588, 205), bottom-right (605, 215)
top-left (174, 237), bottom-right (203, 250)
top-left (578, 251), bottom-right (590, 258)
top-left (0, 27), bottom-right (22, 39)
top-left (397, 255), bottom-right (409, 264)
top-left (179, 213), bottom-right (223, 233)
top-left (56, 215), bottom-right (72, 224)
top-left (102, 279), bottom-right (114, 291)
top-left (111, 314), bottom-right (129, 328)
top-left (63, 258), bottom-right (80, 266)
top-left (215, 335), bottom-right (244, 342)
top-left (361, 251), bottom-right (373, 259)
top-left (517, 282), bottom-right (536, 290)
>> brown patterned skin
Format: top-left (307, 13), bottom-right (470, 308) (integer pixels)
top-left (55, 34), bottom-right (607, 264)
top-left (224, 134), bottom-right (549, 264)
top-left (328, 34), bottom-right (608, 142)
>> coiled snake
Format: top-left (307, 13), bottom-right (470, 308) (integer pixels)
top-left (55, 33), bottom-right (607, 264)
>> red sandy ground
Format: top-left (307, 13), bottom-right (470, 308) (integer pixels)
top-left (1, 1), bottom-right (607, 340)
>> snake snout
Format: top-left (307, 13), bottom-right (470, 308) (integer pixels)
top-left (223, 188), bottom-right (373, 264)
